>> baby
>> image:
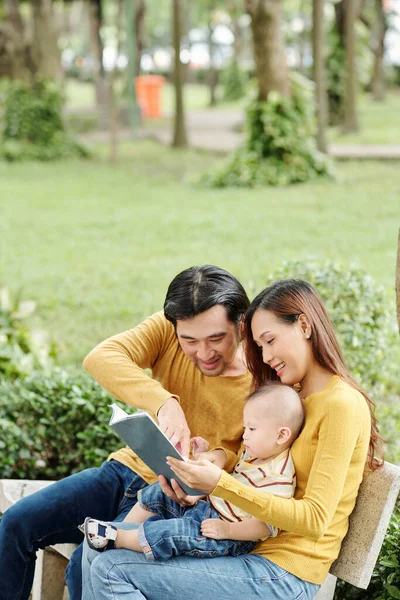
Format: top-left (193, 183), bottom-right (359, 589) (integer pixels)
top-left (84, 381), bottom-right (304, 560)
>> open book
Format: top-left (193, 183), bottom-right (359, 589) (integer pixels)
top-left (109, 404), bottom-right (203, 496)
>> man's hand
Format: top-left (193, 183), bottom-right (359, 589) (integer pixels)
top-left (200, 519), bottom-right (230, 539)
top-left (158, 475), bottom-right (203, 507)
top-left (157, 397), bottom-right (191, 458)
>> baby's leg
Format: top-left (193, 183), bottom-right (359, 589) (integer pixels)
top-left (115, 528), bottom-right (143, 552)
top-left (123, 503), bottom-right (155, 524)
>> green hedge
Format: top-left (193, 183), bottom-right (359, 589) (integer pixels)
top-left (0, 79), bottom-right (90, 161)
top-left (0, 368), bottom-right (134, 479)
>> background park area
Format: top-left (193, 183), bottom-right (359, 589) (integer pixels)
top-left (0, 2), bottom-right (400, 598)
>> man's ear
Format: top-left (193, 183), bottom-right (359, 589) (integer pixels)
top-left (277, 426), bottom-right (292, 445)
top-left (239, 315), bottom-right (246, 340)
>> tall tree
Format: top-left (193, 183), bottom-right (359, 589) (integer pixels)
top-left (0, 0), bottom-right (61, 82)
top-left (135, 0), bottom-right (146, 75)
top-left (172, 0), bottom-right (188, 147)
top-left (88, 0), bottom-right (108, 120)
top-left (31, 0), bottom-right (62, 80)
top-left (244, 0), bottom-right (290, 100)
top-left (370, 0), bottom-right (387, 101)
top-left (342, 0), bottom-right (359, 132)
top-left (312, 0), bottom-right (328, 152)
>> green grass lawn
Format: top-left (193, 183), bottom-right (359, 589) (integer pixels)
top-left (1, 141), bottom-right (399, 365)
top-left (328, 91), bottom-right (400, 145)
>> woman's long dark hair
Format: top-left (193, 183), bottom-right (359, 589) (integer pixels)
top-left (244, 279), bottom-right (383, 471)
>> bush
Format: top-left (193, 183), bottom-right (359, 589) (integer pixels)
top-left (201, 72), bottom-right (332, 188)
top-left (334, 504), bottom-right (400, 600)
top-left (0, 79), bottom-right (90, 161)
top-left (0, 287), bottom-right (55, 378)
top-left (0, 368), bottom-right (134, 480)
top-left (264, 259), bottom-right (398, 395)
top-left (221, 59), bottom-right (246, 102)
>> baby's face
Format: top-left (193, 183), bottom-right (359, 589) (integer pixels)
top-left (242, 399), bottom-right (282, 461)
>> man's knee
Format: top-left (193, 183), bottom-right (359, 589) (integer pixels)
top-left (1, 499), bottom-right (32, 541)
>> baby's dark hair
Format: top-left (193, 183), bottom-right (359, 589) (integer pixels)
top-left (247, 381), bottom-right (305, 443)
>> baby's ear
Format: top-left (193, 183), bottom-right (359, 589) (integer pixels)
top-left (277, 426), bottom-right (291, 445)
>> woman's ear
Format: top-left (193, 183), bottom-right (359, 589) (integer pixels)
top-left (277, 426), bottom-right (292, 445)
top-left (298, 314), bottom-right (312, 339)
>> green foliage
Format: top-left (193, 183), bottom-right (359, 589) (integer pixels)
top-left (0, 368), bottom-right (134, 479)
top-left (0, 79), bottom-right (90, 161)
top-left (202, 73), bottom-right (332, 187)
top-left (221, 59), bottom-right (246, 102)
top-left (335, 505), bottom-right (400, 600)
top-left (377, 397), bottom-right (400, 466)
top-left (264, 259), bottom-right (398, 395)
top-left (0, 287), bottom-right (55, 378)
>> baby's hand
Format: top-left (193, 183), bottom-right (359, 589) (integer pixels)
top-left (200, 518), bottom-right (230, 539)
top-left (190, 436), bottom-right (209, 455)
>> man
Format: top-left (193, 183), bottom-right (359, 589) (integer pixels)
top-left (0, 265), bottom-right (251, 600)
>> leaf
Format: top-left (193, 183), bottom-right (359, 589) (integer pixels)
top-left (385, 584), bottom-right (400, 599)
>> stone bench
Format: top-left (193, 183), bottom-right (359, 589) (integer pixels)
top-left (0, 479), bottom-right (77, 600)
top-left (1, 461), bottom-right (399, 600)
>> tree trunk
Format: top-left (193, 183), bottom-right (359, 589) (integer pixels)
top-left (244, 0), bottom-right (290, 101)
top-left (397, 229), bottom-right (400, 335)
top-left (312, 0), bottom-right (328, 152)
top-left (31, 0), bottom-right (62, 80)
top-left (172, 0), bottom-right (188, 148)
top-left (88, 0), bottom-right (108, 123)
top-left (227, 0), bottom-right (243, 60)
top-left (207, 21), bottom-right (218, 107)
top-left (135, 0), bottom-right (146, 76)
top-left (342, 0), bottom-right (359, 133)
top-left (0, 0), bottom-right (33, 81)
top-left (109, 0), bottom-right (124, 163)
top-left (371, 0), bottom-right (387, 101)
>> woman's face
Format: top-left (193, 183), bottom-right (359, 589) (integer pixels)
top-left (251, 309), bottom-right (312, 386)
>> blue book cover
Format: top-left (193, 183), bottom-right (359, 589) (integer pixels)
top-left (109, 404), bottom-right (203, 496)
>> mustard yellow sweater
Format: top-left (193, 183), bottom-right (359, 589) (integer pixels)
top-left (83, 312), bottom-right (252, 483)
top-left (212, 376), bottom-right (371, 585)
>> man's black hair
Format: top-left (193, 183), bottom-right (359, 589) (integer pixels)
top-left (164, 265), bottom-right (249, 327)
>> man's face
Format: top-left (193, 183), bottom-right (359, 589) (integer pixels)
top-left (176, 305), bottom-right (241, 377)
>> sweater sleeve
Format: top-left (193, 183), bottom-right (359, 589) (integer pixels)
top-left (211, 390), bottom-right (367, 540)
top-left (83, 312), bottom-right (178, 418)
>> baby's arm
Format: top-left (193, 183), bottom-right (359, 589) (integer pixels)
top-left (200, 518), bottom-right (272, 541)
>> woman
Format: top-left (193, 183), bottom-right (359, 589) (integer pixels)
top-left (87, 279), bottom-right (382, 600)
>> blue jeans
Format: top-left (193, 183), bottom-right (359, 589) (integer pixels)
top-left (138, 482), bottom-right (255, 560)
top-left (0, 460), bottom-right (147, 600)
top-left (89, 550), bottom-right (320, 600)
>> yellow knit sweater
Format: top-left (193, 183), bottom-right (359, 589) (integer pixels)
top-left (83, 312), bottom-right (252, 483)
top-left (212, 376), bottom-right (371, 584)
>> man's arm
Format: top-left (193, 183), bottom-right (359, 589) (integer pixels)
top-left (83, 312), bottom-right (191, 456)
top-left (200, 518), bottom-right (273, 541)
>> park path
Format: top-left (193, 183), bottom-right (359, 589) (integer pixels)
top-left (79, 108), bottom-right (400, 159)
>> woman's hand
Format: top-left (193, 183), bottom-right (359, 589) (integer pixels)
top-left (166, 457), bottom-right (222, 495)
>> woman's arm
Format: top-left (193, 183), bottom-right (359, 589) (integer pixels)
top-left (168, 390), bottom-right (370, 539)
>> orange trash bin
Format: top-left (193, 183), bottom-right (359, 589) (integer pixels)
top-left (135, 75), bottom-right (165, 118)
